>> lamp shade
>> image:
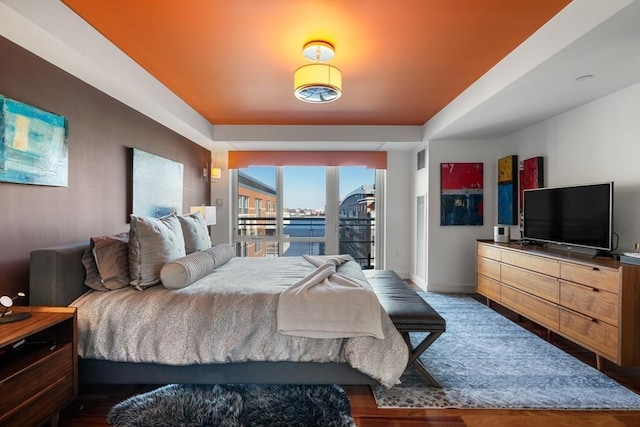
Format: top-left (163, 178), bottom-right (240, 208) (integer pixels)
top-left (190, 206), bottom-right (216, 225)
top-left (294, 63), bottom-right (342, 103)
top-left (211, 167), bottom-right (222, 179)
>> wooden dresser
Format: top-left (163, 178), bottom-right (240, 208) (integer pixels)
top-left (476, 240), bottom-right (640, 370)
top-left (0, 306), bottom-right (77, 427)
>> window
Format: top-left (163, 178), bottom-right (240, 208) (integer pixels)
top-left (233, 165), bottom-right (383, 268)
top-left (238, 195), bottom-right (249, 215)
top-left (256, 198), bottom-right (263, 217)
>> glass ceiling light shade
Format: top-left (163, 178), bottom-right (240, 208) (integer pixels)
top-left (294, 41), bottom-right (342, 103)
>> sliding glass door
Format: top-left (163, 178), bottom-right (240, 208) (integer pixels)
top-left (338, 166), bottom-right (376, 268)
top-left (233, 165), bottom-right (380, 268)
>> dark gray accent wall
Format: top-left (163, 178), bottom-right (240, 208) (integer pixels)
top-left (0, 36), bottom-right (210, 300)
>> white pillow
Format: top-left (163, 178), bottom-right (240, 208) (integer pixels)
top-left (129, 213), bottom-right (186, 290)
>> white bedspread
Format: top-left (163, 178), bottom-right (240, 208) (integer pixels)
top-left (71, 256), bottom-right (408, 387)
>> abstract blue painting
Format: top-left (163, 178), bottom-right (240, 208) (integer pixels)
top-left (0, 95), bottom-right (68, 186)
top-left (132, 148), bottom-right (183, 218)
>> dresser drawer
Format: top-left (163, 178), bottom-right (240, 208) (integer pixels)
top-left (477, 243), bottom-right (501, 261)
top-left (559, 307), bottom-right (618, 360)
top-left (501, 250), bottom-right (559, 277)
top-left (0, 343), bottom-right (73, 420)
top-left (560, 262), bottom-right (619, 293)
top-left (501, 285), bottom-right (559, 331)
top-left (477, 256), bottom-right (500, 281)
top-left (477, 274), bottom-right (501, 301)
top-left (560, 280), bottom-right (618, 326)
top-left (501, 264), bottom-right (559, 304)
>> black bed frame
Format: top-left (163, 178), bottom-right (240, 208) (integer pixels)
top-left (29, 241), bottom-right (377, 385)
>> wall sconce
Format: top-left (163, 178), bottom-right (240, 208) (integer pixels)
top-left (211, 167), bottom-right (222, 180)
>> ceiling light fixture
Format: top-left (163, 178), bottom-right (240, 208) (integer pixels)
top-left (294, 41), bottom-right (342, 103)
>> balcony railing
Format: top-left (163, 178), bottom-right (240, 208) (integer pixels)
top-left (236, 216), bottom-right (375, 268)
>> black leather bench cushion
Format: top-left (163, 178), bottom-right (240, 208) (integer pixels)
top-left (364, 270), bottom-right (446, 333)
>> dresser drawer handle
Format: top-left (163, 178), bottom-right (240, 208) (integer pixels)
top-left (591, 318), bottom-right (599, 323)
top-left (592, 267), bottom-right (600, 271)
top-left (592, 287), bottom-right (599, 292)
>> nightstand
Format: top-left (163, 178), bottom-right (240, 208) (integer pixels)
top-left (0, 306), bottom-right (77, 427)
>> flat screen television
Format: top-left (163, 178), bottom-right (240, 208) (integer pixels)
top-left (523, 182), bottom-right (614, 252)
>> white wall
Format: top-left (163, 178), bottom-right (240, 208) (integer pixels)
top-left (505, 83), bottom-right (640, 253)
top-left (419, 83), bottom-right (640, 293)
top-left (384, 151), bottom-right (413, 278)
top-left (425, 139), bottom-right (499, 292)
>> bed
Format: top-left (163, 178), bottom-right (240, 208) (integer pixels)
top-left (29, 240), bottom-right (408, 388)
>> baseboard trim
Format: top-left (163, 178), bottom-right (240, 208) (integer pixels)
top-left (426, 283), bottom-right (476, 294)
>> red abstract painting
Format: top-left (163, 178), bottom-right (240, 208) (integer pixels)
top-left (441, 162), bottom-right (484, 225)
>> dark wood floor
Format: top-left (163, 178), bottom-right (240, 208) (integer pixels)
top-left (57, 296), bottom-right (640, 427)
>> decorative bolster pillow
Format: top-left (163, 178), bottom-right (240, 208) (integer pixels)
top-left (160, 243), bottom-right (235, 289)
top-left (205, 243), bottom-right (234, 265)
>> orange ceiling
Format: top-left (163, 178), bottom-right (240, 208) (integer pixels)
top-left (61, 0), bottom-right (571, 126)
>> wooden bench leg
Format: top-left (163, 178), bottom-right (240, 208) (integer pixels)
top-left (401, 331), bottom-right (443, 388)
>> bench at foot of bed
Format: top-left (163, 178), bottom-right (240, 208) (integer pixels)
top-left (364, 270), bottom-right (446, 388)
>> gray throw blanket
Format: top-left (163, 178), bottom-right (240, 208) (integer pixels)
top-left (276, 255), bottom-right (384, 339)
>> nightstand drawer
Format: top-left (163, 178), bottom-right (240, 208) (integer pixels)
top-left (1, 375), bottom-right (73, 427)
top-left (0, 343), bottom-right (73, 422)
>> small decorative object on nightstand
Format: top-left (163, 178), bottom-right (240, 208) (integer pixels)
top-left (0, 306), bottom-right (77, 427)
top-left (0, 292), bottom-right (30, 323)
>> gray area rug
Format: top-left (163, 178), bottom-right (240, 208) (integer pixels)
top-left (373, 292), bottom-right (640, 409)
top-left (107, 384), bottom-right (355, 427)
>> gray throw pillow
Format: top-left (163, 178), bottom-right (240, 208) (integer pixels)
top-left (82, 248), bottom-right (108, 291)
top-left (92, 232), bottom-right (130, 290)
top-left (129, 213), bottom-right (186, 290)
top-left (178, 212), bottom-right (211, 254)
top-left (81, 232), bottom-right (130, 291)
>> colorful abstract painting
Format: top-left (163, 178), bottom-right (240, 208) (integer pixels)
top-left (0, 95), bottom-right (68, 186)
top-left (132, 148), bottom-right (184, 218)
top-left (441, 162), bottom-right (484, 225)
top-left (519, 157), bottom-right (544, 209)
top-left (519, 156), bottom-right (544, 235)
top-left (497, 155), bottom-right (518, 225)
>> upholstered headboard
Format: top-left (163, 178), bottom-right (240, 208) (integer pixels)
top-left (29, 241), bottom-right (91, 306)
